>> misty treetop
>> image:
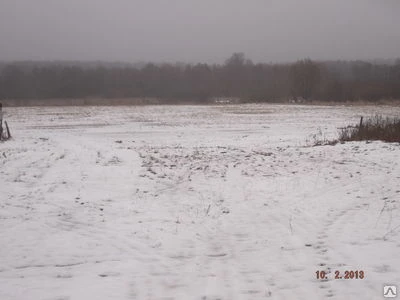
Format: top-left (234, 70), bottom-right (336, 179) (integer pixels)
top-left (1, 54), bottom-right (400, 105)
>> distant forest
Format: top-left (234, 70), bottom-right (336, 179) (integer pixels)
top-left (1, 53), bottom-right (400, 106)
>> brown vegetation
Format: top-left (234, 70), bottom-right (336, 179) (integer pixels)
top-left (339, 116), bottom-right (400, 143)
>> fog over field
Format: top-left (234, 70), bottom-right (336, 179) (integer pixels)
top-left (0, 0), bottom-right (399, 63)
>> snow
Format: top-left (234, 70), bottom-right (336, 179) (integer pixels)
top-left (0, 104), bottom-right (399, 300)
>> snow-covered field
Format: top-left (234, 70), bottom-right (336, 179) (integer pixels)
top-left (1, 104), bottom-right (399, 300)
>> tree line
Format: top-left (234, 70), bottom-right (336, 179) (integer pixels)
top-left (1, 53), bottom-right (399, 105)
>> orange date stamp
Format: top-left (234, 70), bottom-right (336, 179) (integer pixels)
top-left (316, 270), bottom-right (365, 280)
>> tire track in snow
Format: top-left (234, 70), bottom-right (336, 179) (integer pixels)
top-left (312, 177), bottom-right (393, 298)
top-left (2, 136), bottom-right (155, 276)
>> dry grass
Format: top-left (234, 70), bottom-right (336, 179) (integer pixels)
top-left (310, 115), bottom-right (400, 146)
top-left (339, 115), bottom-right (400, 143)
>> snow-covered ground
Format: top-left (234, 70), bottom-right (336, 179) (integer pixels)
top-left (0, 104), bottom-right (399, 300)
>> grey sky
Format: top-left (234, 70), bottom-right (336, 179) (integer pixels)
top-left (0, 0), bottom-right (399, 63)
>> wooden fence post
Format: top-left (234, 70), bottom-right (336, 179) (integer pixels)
top-left (5, 121), bottom-right (11, 139)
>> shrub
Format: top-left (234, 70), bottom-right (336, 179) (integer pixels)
top-left (339, 115), bottom-right (400, 143)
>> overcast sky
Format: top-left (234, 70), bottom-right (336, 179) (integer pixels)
top-left (0, 0), bottom-right (399, 63)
